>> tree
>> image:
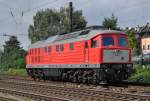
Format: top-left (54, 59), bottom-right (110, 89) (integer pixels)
top-left (0, 49), bottom-right (3, 68)
top-left (28, 7), bottom-right (87, 43)
top-left (1, 36), bottom-right (26, 69)
top-left (126, 30), bottom-right (141, 55)
top-left (102, 14), bottom-right (118, 29)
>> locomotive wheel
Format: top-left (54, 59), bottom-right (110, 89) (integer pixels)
top-left (77, 70), bottom-right (83, 83)
top-left (82, 71), bottom-right (88, 83)
top-left (32, 70), bottom-right (37, 80)
top-left (99, 69), bottom-right (107, 83)
top-left (62, 72), bottom-right (67, 81)
top-left (67, 70), bottom-right (74, 82)
top-left (73, 71), bottom-right (78, 83)
top-left (82, 76), bottom-right (87, 84)
top-left (87, 76), bottom-right (92, 84)
top-left (37, 70), bottom-right (41, 80)
top-left (92, 74), bottom-right (97, 85)
top-left (39, 70), bottom-right (44, 80)
top-left (73, 76), bottom-right (77, 83)
top-left (78, 75), bottom-right (82, 83)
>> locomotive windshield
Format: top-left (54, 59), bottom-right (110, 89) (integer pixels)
top-left (102, 36), bottom-right (114, 46)
top-left (118, 36), bottom-right (128, 47)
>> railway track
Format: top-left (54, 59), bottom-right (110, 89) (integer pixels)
top-left (1, 75), bottom-right (150, 94)
top-left (0, 88), bottom-right (70, 101)
top-left (0, 75), bottom-right (150, 101)
top-left (0, 96), bottom-right (17, 101)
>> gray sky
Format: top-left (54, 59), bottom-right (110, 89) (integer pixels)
top-left (0, 0), bottom-right (150, 50)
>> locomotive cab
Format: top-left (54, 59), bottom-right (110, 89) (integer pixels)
top-left (99, 33), bottom-right (133, 82)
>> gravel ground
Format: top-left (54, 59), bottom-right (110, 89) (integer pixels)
top-left (0, 92), bottom-right (36, 101)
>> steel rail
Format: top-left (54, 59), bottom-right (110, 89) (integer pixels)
top-left (1, 75), bottom-right (150, 87)
top-left (0, 79), bottom-right (149, 101)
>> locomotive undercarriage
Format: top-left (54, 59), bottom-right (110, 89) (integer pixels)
top-left (26, 64), bottom-right (133, 84)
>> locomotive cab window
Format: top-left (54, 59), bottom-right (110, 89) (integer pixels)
top-left (102, 36), bottom-right (114, 46)
top-left (91, 40), bottom-right (98, 48)
top-left (118, 36), bottom-right (128, 47)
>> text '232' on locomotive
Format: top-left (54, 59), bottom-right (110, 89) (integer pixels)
top-left (26, 27), bottom-right (133, 84)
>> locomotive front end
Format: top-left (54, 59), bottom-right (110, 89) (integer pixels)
top-left (100, 32), bottom-right (133, 82)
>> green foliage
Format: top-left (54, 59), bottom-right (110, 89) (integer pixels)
top-left (0, 49), bottom-right (2, 68)
top-left (0, 68), bottom-right (27, 76)
top-left (128, 65), bottom-right (150, 83)
top-left (0, 36), bottom-right (26, 69)
top-left (129, 72), bottom-right (150, 83)
top-left (15, 58), bottom-right (26, 68)
top-left (126, 30), bottom-right (141, 55)
top-left (28, 7), bottom-right (87, 43)
top-left (102, 14), bottom-right (118, 29)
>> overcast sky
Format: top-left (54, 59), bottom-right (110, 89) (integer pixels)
top-left (0, 0), bottom-right (150, 50)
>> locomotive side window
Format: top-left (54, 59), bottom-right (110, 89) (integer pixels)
top-left (30, 50), bottom-right (32, 55)
top-left (31, 49), bottom-right (33, 54)
top-left (44, 47), bottom-right (51, 53)
top-left (118, 36), bottom-right (128, 47)
top-left (70, 43), bottom-right (74, 50)
top-left (35, 49), bottom-right (37, 54)
top-left (56, 45), bottom-right (59, 52)
top-left (44, 47), bottom-right (47, 52)
top-left (91, 40), bottom-right (98, 48)
top-left (48, 47), bottom-right (51, 52)
top-left (85, 41), bottom-right (88, 48)
top-left (60, 44), bottom-right (64, 52)
top-left (102, 36), bottom-right (114, 46)
top-left (38, 48), bottom-right (40, 54)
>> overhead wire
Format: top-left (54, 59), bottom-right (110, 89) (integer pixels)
top-left (1, 0), bottom-right (149, 34)
top-left (0, 0), bottom-right (69, 37)
top-left (0, 0), bottom-right (62, 24)
top-left (23, 0), bottom-right (59, 14)
top-left (0, 0), bottom-right (149, 49)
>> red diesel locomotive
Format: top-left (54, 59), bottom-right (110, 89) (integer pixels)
top-left (26, 27), bottom-right (133, 83)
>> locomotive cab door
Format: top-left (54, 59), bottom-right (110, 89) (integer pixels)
top-left (84, 41), bottom-right (89, 63)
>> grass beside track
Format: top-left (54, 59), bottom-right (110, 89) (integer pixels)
top-left (128, 65), bottom-right (150, 83)
top-left (0, 68), bottom-right (27, 76)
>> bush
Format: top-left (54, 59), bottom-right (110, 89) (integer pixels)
top-left (129, 72), bottom-right (150, 82)
top-left (128, 65), bottom-right (150, 83)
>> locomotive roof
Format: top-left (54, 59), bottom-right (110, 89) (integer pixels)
top-left (28, 29), bottom-right (126, 49)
